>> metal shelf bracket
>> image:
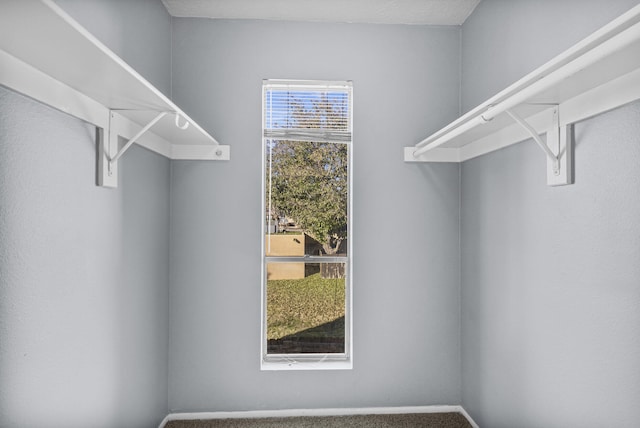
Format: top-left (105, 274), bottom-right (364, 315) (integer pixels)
top-left (98, 110), bottom-right (189, 188)
top-left (109, 111), bottom-right (168, 167)
top-left (505, 107), bottom-right (573, 186)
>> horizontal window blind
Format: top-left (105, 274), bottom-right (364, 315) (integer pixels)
top-left (263, 81), bottom-right (352, 143)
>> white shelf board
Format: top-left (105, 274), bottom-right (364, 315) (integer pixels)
top-left (406, 3), bottom-right (640, 163)
top-left (0, 0), bottom-right (225, 155)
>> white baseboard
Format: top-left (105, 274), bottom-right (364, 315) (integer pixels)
top-left (160, 405), bottom-right (479, 428)
top-left (458, 406), bottom-right (480, 428)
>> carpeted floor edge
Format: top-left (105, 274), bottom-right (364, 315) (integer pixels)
top-left (164, 412), bottom-right (473, 428)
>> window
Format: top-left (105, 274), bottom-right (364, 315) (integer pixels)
top-left (261, 80), bottom-right (352, 370)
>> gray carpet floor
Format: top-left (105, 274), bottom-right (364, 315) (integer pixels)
top-left (165, 412), bottom-right (472, 428)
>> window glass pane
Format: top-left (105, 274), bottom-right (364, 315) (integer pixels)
top-left (265, 140), bottom-right (348, 256)
top-left (266, 262), bottom-right (346, 354)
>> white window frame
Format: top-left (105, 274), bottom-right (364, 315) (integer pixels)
top-left (260, 79), bottom-right (353, 371)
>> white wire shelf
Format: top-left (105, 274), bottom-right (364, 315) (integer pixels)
top-left (405, 4), bottom-right (640, 173)
top-left (0, 0), bottom-right (229, 187)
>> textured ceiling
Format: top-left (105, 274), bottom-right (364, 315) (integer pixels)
top-left (160, 0), bottom-right (481, 25)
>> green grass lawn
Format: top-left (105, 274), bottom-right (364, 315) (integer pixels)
top-left (267, 272), bottom-right (345, 340)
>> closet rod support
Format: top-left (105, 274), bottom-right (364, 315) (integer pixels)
top-left (175, 113), bottom-right (190, 130)
top-left (109, 111), bottom-right (167, 166)
top-left (505, 109), bottom-right (560, 175)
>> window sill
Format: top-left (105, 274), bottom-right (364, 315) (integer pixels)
top-left (261, 357), bottom-right (352, 371)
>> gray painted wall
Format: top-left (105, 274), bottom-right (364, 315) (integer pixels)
top-left (0, 87), bottom-right (170, 427)
top-left (461, 1), bottom-right (640, 427)
top-left (169, 19), bottom-right (462, 412)
top-left (1, 1), bottom-right (172, 426)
